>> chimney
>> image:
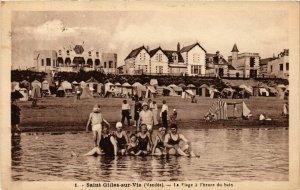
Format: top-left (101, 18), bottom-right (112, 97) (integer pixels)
top-left (146, 45), bottom-right (149, 52)
top-left (177, 42), bottom-right (180, 52)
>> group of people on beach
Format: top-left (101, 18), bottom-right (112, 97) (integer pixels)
top-left (83, 101), bottom-right (196, 158)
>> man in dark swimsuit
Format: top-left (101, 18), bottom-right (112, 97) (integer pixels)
top-left (164, 123), bottom-right (196, 157)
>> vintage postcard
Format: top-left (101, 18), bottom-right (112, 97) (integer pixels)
top-left (1, 1), bottom-right (299, 190)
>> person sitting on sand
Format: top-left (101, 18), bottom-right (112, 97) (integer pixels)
top-left (164, 123), bottom-right (196, 157)
top-left (152, 127), bottom-right (167, 156)
top-left (86, 104), bottom-right (110, 147)
top-left (113, 122), bottom-right (129, 156)
top-left (126, 134), bottom-right (140, 156)
top-left (84, 125), bottom-right (117, 157)
top-left (136, 124), bottom-right (153, 156)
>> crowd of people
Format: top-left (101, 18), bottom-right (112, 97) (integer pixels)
top-left (83, 98), bottom-right (197, 157)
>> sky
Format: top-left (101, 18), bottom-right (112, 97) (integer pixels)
top-left (11, 10), bottom-right (288, 69)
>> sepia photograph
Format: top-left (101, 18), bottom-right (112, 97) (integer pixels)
top-left (1, 1), bottom-right (299, 190)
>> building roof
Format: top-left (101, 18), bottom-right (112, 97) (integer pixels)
top-left (164, 50), bottom-right (184, 63)
top-left (180, 42), bottom-right (206, 53)
top-left (260, 57), bottom-right (277, 66)
top-left (231, 43), bottom-right (239, 52)
top-left (206, 53), bottom-right (229, 65)
top-left (149, 47), bottom-right (184, 63)
top-left (228, 65), bottom-right (236, 70)
top-left (125, 46), bottom-right (148, 60)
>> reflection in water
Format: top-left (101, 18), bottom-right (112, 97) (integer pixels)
top-left (11, 128), bottom-right (288, 181)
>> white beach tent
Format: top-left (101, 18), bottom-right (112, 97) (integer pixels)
top-left (80, 81), bottom-right (87, 88)
top-left (61, 81), bottom-right (72, 91)
top-left (163, 86), bottom-right (177, 96)
top-left (122, 82), bottom-right (132, 97)
top-left (72, 81), bottom-right (79, 85)
top-left (20, 80), bottom-right (30, 89)
top-left (199, 84), bottom-right (210, 97)
top-left (168, 84), bottom-right (183, 96)
top-left (182, 89), bottom-right (195, 99)
top-left (187, 84), bottom-right (197, 95)
top-left (114, 82), bottom-right (122, 95)
top-left (150, 79), bottom-right (158, 87)
top-left (132, 82), bottom-right (146, 97)
top-left (86, 77), bottom-right (99, 92)
top-left (105, 82), bottom-right (114, 94)
top-left (19, 88), bottom-right (29, 101)
top-left (80, 86), bottom-right (93, 99)
top-left (145, 85), bottom-right (157, 98)
top-left (31, 80), bottom-right (42, 88)
top-left (259, 88), bottom-right (269, 96)
top-left (42, 80), bottom-right (51, 94)
top-left (97, 83), bottom-right (104, 94)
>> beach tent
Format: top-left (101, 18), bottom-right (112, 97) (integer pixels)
top-left (162, 86), bottom-right (177, 96)
top-left (105, 82), bottom-right (114, 94)
top-left (122, 83), bottom-right (132, 97)
top-left (61, 81), bottom-right (72, 90)
top-left (182, 89), bottom-right (195, 99)
top-left (42, 80), bottom-right (51, 95)
top-left (80, 86), bottom-right (93, 99)
top-left (72, 81), bottom-right (79, 85)
top-left (11, 81), bottom-right (20, 92)
top-left (19, 88), bottom-right (29, 101)
top-left (56, 86), bottom-right (65, 97)
top-left (199, 84), bottom-right (210, 97)
top-left (207, 98), bottom-right (228, 120)
top-left (156, 86), bottom-right (164, 96)
top-left (31, 80), bottom-right (42, 88)
top-left (178, 83), bottom-right (187, 90)
top-left (86, 77), bottom-right (99, 94)
top-left (97, 83), bottom-right (104, 95)
top-left (132, 82), bottom-right (146, 97)
top-left (242, 101), bottom-right (252, 119)
top-left (283, 103), bottom-right (288, 117)
top-left (267, 87), bottom-right (278, 96)
top-left (114, 82), bottom-right (122, 95)
top-left (31, 84), bottom-right (42, 99)
top-left (221, 88), bottom-right (235, 99)
top-left (187, 84), bottom-right (197, 95)
top-left (20, 80), bottom-right (30, 89)
top-left (209, 88), bottom-right (220, 99)
top-left (80, 81), bottom-right (87, 88)
top-left (259, 88), bottom-right (269, 96)
top-left (150, 79), bottom-right (158, 86)
top-left (168, 84), bottom-right (183, 96)
top-left (145, 86), bottom-right (157, 98)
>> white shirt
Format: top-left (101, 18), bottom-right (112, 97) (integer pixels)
top-left (160, 104), bottom-right (168, 117)
top-left (122, 103), bottom-right (130, 110)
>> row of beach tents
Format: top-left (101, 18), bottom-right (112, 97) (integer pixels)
top-left (11, 78), bottom-right (289, 101)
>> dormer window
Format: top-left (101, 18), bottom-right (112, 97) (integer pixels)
top-left (66, 50), bottom-right (70, 56)
top-left (172, 53), bottom-right (178, 62)
top-left (96, 52), bottom-right (99, 57)
top-left (58, 50), bottom-right (62, 55)
top-left (88, 51), bottom-right (92, 56)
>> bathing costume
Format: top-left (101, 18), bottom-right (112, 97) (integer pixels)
top-left (115, 132), bottom-right (127, 150)
top-left (167, 133), bottom-right (181, 145)
top-left (100, 134), bottom-right (114, 157)
top-left (138, 134), bottom-right (150, 151)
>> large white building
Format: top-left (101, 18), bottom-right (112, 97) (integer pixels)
top-left (33, 45), bottom-right (117, 73)
top-left (124, 42), bottom-right (206, 76)
top-left (267, 49), bottom-right (289, 79)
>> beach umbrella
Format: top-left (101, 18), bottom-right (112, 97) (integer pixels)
top-left (239, 84), bottom-right (248, 89)
top-left (277, 84), bottom-right (286, 88)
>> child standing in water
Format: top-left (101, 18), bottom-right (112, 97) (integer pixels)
top-left (86, 104), bottom-right (110, 147)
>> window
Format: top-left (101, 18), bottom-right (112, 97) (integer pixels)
top-left (41, 59), bottom-right (44, 66)
top-left (193, 54), bottom-right (200, 63)
top-left (191, 65), bottom-right (201, 75)
top-left (250, 57), bottom-right (255, 67)
top-left (280, 64), bottom-right (283, 71)
top-left (172, 53), bottom-right (177, 62)
top-left (46, 58), bottom-right (51, 66)
top-left (157, 66), bottom-right (163, 73)
top-left (104, 62), bottom-right (107, 68)
top-left (53, 60), bottom-right (55, 66)
top-left (156, 54), bottom-right (159, 61)
top-left (286, 62), bottom-right (289, 71)
top-left (109, 61), bottom-right (113, 68)
top-left (270, 65), bottom-right (273, 72)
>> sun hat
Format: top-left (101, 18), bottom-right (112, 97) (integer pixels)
top-left (173, 109), bottom-right (176, 112)
top-left (116, 122), bottom-right (123, 128)
top-left (142, 102), bottom-right (149, 107)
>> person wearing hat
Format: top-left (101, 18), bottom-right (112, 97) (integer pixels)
top-left (137, 102), bottom-right (154, 132)
top-left (86, 104), bottom-right (110, 147)
top-left (113, 122), bottom-right (128, 155)
top-left (164, 123), bottom-right (196, 157)
top-left (170, 109), bottom-right (178, 123)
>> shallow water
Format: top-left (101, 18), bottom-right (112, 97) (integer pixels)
top-left (11, 128), bottom-right (288, 181)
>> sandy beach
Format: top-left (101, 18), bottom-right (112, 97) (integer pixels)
top-left (16, 96), bottom-right (288, 132)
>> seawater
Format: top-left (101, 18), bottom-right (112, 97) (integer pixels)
top-left (11, 128), bottom-right (288, 181)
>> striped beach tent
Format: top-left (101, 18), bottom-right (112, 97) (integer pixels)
top-left (208, 98), bottom-right (228, 120)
